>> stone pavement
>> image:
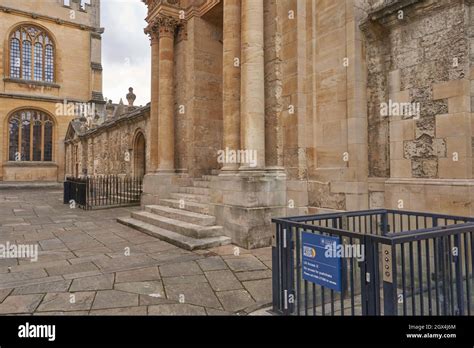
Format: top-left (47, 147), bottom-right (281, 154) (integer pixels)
top-left (0, 188), bottom-right (272, 315)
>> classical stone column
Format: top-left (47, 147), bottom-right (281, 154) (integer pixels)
top-left (222, 0), bottom-right (241, 171)
top-left (148, 31), bottom-right (160, 172)
top-left (240, 0), bottom-right (265, 170)
top-left (157, 17), bottom-right (178, 173)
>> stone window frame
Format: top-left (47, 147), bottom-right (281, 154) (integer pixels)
top-left (7, 108), bottom-right (56, 163)
top-left (7, 23), bottom-right (56, 83)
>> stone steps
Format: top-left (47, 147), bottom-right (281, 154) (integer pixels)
top-left (117, 217), bottom-right (231, 251)
top-left (131, 211), bottom-right (223, 239)
top-left (117, 175), bottom-right (230, 250)
top-left (159, 199), bottom-right (210, 215)
top-left (176, 186), bottom-right (210, 195)
top-left (169, 192), bottom-right (210, 204)
top-left (193, 180), bottom-right (210, 188)
top-left (145, 205), bottom-right (215, 226)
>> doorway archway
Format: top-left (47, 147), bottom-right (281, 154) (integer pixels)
top-left (133, 131), bottom-right (146, 178)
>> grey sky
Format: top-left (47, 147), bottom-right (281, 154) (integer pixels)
top-left (101, 0), bottom-right (150, 106)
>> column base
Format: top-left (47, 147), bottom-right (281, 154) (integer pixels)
top-left (141, 172), bottom-right (187, 206)
top-left (210, 169), bottom-right (287, 249)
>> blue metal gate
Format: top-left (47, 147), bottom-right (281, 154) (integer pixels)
top-left (272, 209), bottom-right (474, 316)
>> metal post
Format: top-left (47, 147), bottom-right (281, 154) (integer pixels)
top-left (382, 243), bottom-right (397, 315)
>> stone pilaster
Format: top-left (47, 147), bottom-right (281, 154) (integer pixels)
top-left (148, 31), bottom-right (160, 172)
top-left (222, 0), bottom-right (241, 172)
top-left (156, 16), bottom-right (179, 173)
top-left (142, 16), bottom-right (181, 207)
top-left (240, 0), bottom-right (265, 170)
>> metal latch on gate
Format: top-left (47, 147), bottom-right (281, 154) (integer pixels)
top-left (382, 244), bottom-right (393, 283)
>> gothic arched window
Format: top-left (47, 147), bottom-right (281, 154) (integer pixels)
top-left (8, 110), bottom-right (54, 162)
top-left (9, 25), bottom-right (55, 82)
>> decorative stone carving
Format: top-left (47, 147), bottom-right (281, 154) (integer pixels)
top-left (126, 87), bottom-right (136, 107)
top-left (145, 15), bottom-right (180, 39)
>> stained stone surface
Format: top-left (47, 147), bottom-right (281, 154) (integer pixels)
top-left (0, 294), bottom-right (44, 313)
top-left (37, 292), bottom-right (95, 312)
top-left (224, 255), bottom-right (267, 272)
top-left (115, 267), bottom-right (160, 283)
top-left (148, 303), bottom-right (207, 316)
top-left (216, 290), bottom-right (255, 312)
top-left (13, 280), bottom-right (72, 295)
top-left (114, 281), bottom-right (164, 296)
top-left (70, 274), bottom-right (114, 291)
top-left (92, 290), bottom-right (139, 309)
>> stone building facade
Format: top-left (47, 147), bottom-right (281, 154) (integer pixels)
top-left (64, 96), bottom-right (149, 178)
top-left (0, 0), bottom-right (104, 181)
top-left (74, 0), bottom-right (474, 250)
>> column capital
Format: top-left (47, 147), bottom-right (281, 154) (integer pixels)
top-left (146, 15), bottom-right (180, 39)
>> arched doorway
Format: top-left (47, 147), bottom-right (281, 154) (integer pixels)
top-left (133, 131), bottom-right (146, 178)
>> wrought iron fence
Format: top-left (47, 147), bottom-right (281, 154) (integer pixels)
top-left (64, 175), bottom-right (143, 210)
top-left (272, 209), bottom-right (474, 316)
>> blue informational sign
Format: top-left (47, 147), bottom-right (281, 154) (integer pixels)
top-left (301, 232), bottom-right (342, 292)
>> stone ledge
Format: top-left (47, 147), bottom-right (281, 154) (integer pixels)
top-left (3, 162), bottom-right (58, 168)
top-left (4, 78), bottom-right (60, 89)
top-left (385, 178), bottom-right (474, 186)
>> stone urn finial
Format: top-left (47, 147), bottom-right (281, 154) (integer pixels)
top-left (126, 87), bottom-right (136, 107)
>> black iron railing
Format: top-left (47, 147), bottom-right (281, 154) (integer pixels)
top-left (64, 175), bottom-right (143, 210)
top-left (272, 209), bottom-right (474, 316)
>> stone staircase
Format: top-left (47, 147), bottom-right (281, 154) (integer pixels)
top-left (117, 176), bottom-right (231, 250)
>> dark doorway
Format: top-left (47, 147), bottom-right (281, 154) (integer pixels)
top-left (133, 132), bottom-right (146, 178)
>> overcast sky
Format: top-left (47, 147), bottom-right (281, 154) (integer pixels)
top-left (101, 0), bottom-right (150, 106)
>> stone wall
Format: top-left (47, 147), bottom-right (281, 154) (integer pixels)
top-left (0, 0), bottom-right (103, 181)
top-left (363, 0), bottom-right (474, 215)
top-left (65, 109), bottom-right (149, 177)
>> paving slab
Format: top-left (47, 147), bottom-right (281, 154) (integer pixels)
top-left (148, 303), bottom-right (206, 315)
top-left (235, 270), bottom-right (272, 281)
top-left (0, 269), bottom-right (48, 284)
top-left (215, 290), bottom-right (255, 312)
top-left (0, 294), bottom-right (44, 313)
top-left (205, 270), bottom-right (243, 291)
top-left (164, 282), bottom-right (222, 309)
top-left (37, 292), bottom-right (95, 312)
top-left (13, 280), bottom-right (72, 295)
top-left (196, 256), bottom-right (228, 271)
top-left (93, 255), bottom-right (158, 273)
top-left (224, 254), bottom-right (267, 272)
top-left (149, 249), bottom-right (202, 265)
top-left (90, 306), bottom-right (147, 316)
top-left (159, 261), bottom-right (203, 277)
top-left (135, 241), bottom-right (177, 254)
top-left (162, 275), bottom-right (208, 285)
top-left (39, 238), bottom-right (67, 251)
top-left (242, 279), bottom-right (272, 303)
top-left (139, 294), bottom-right (175, 306)
top-left (92, 290), bottom-right (139, 310)
top-left (45, 262), bottom-right (99, 276)
top-left (205, 308), bottom-right (233, 316)
top-left (208, 245), bottom-right (251, 256)
top-left (0, 289), bottom-right (12, 302)
top-left (114, 281), bottom-right (164, 296)
top-left (70, 274), bottom-right (114, 291)
top-left (115, 266), bottom-right (160, 283)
